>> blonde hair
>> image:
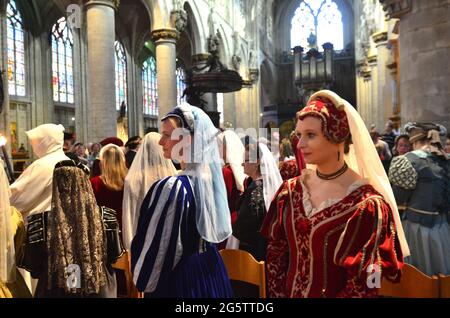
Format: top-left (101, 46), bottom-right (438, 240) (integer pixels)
top-left (99, 144), bottom-right (128, 191)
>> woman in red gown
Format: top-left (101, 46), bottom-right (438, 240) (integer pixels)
top-left (261, 90), bottom-right (409, 298)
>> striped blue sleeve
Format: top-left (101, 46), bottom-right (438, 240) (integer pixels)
top-left (130, 176), bottom-right (188, 293)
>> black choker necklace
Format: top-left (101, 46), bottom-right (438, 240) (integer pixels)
top-left (316, 162), bottom-right (348, 180)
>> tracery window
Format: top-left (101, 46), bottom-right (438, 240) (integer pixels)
top-left (176, 66), bottom-right (186, 105)
top-left (52, 17), bottom-right (74, 103)
top-left (142, 56), bottom-right (158, 116)
top-left (291, 0), bottom-right (343, 50)
top-left (115, 41), bottom-right (127, 110)
top-left (7, 0), bottom-right (26, 96)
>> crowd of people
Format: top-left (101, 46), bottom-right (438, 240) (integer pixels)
top-left (0, 89), bottom-right (449, 298)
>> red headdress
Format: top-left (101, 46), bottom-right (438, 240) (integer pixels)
top-left (297, 96), bottom-right (350, 144)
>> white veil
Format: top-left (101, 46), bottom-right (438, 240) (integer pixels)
top-left (217, 130), bottom-right (246, 192)
top-left (178, 104), bottom-right (232, 243)
top-left (0, 159), bottom-right (15, 283)
top-left (259, 142), bottom-right (283, 212)
top-left (308, 90), bottom-right (410, 257)
top-left (122, 132), bottom-right (177, 249)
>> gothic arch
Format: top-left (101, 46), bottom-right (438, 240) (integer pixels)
top-left (216, 25), bottom-right (230, 69)
top-left (183, 1), bottom-right (205, 55)
top-left (260, 59), bottom-right (277, 107)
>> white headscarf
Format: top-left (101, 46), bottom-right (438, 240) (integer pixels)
top-left (308, 90), bottom-right (410, 257)
top-left (217, 130), bottom-right (246, 192)
top-left (0, 159), bottom-right (15, 283)
top-left (122, 132), bottom-right (177, 250)
top-left (259, 142), bottom-right (283, 211)
top-left (165, 103), bottom-right (232, 243)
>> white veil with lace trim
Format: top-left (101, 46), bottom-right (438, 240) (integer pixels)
top-left (308, 90), bottom-right (410, 257)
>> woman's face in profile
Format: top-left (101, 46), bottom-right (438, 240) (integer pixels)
top-left (296, 116), bottom-right (338, 165)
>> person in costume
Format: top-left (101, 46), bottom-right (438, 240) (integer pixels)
top-left (389, 122), bottom-right (450, 276)
top-left (10, 124), bottom-right (69, 293)
top-left (261, 90), bottom-right (408, 298)
top-left (131, 103), bottom-right (233, 298)
top-left (232, 137), bottom-right (282, 261)
top-left (122, 132), bottom-right (177, 250)
top-left (216, 130), bottom-right (246, 249)
top-left (90, 144), bottom-right (127, 232)
top-left (0, 160), bottom-right (31, 298)
top-left (35, 160), bottom-right (117, 298)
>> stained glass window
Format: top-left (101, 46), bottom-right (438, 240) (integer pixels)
top-left (7, 0), bottom-right (26, 97)
top-left (291, 0), bottom-right (343, 50)
top-left (176, 67), bottom-right (186, 105)
top-left (52, 17), bottom-right (74, 104)
top-left (115, 41), bottom-right (127, 110)
top-left (142, 56), bottom-right (158, 116)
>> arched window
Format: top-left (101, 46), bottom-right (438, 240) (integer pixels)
top-left (52, 17), bottom-right (74, 104)
top-left (7, 0), bottom-right (26, 97)
top-left (142, 56), bottom-right (158, 116)
top-left (115, 41), bottom-right (127, 110)
top-left (176, 66), bottom-right (186, 105)
top-left (291, 0), bottom-right (343, 50)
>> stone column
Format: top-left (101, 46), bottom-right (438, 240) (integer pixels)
top-left (373, 31), bottom-right (391, 128)
top-left (397, 0), bottom-right (450, 127)
top-left (85, 0), bottom-right (117, 141)
top-left (152, 29), bottom-right (178, 120)
top-left (367, 54), bottom-right (380, 130)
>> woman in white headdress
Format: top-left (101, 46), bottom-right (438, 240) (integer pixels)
top-left (261, 90), bottom-right (408, 298)
top-left (0, 159), bottom-right (31, 297)
top-left (131, 104), bottom-right (233, 297)
top-left (122, 132), bottom-right (177, 250)
top-left (232, 136), bottom-right (282, 261)
top-left (216, 130), bottom-right (246, 249)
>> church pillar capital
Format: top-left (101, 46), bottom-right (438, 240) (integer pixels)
top-left (372, 31), bottom-right (388, 46)
top-left (151, 28), bottom-right (179, 43)
top-left (85, 0), bottom-right (120, 10)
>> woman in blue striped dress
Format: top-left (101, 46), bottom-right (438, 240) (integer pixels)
top-left (131, 104), bottom-right (233, 298)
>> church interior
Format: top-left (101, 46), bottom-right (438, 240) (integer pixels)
top-left (1, 0), bottom-right (448, 168)
top-left (0, 0), bottom-right (450, 300)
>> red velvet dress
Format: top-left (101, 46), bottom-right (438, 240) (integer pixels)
top-left (217, 165), bottom-right (241, 250)
top-left (261, 173), bottom-right (404, 298)
top-left (222, 165), bottom-right (240, 225)
top-left (90, 176), bottom-right (124, 231)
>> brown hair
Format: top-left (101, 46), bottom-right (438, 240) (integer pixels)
top-left (100, 145), bottom-right (128, 191)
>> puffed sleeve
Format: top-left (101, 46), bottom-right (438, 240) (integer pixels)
top-left (388, 155), bottom-right (417, 205)
top-left (333, 196), bottom-right (404, 297)
top-left (260, 181), bottom-right (290, 298)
